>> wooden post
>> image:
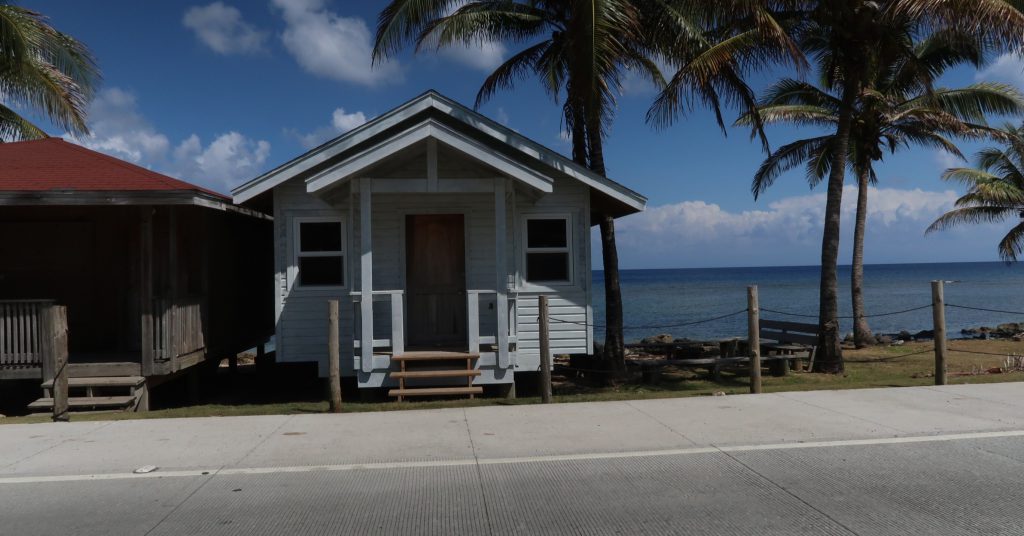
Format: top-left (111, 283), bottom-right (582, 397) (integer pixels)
top-left (51, 306), bottom-right (69, 422)
top-left (139, 207), bottom-right (154, 377)
top-left (931, 280), bottom-right (947, 386)
top-left (748, 285), bottom-right (762, 394)
top-left (328, 299), bottom-right (342, 412)
top-left (538, 295), bottom-right (552, 403)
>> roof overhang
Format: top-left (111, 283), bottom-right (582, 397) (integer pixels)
top-left (232, 91), bottom-right (646, 217)
top-left (305, 119), bottom-right (553, 195)
top-left (0, 190), bottom-right (270, 219)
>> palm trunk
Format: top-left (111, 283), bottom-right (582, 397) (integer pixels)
top-left (851, 166), bottom-right (873, 348)
top-left (814, 81), bottom-right (856, 373)
top-left (585, 121), bottom-right (625, 375)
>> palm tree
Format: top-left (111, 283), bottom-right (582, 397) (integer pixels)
top-left (928, 123), bottom-right (1024, 261)
top-left (373, 1), bottom-right (800, 374)
top-left (728, 0), bottom-right (1024, 372)
top-left (737, 37), bottom-right (1024, 347)
top-left (0, 4), bottom-right (98, 141)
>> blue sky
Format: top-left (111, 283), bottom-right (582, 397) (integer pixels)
top-left (18, 0), bottom-right (1024, 269)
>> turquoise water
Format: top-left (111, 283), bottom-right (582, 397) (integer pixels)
top-left (593, 262), bottom-right (1024, 342)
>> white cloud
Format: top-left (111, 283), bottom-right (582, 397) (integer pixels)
top-left (272, 0), bottom-right (401, 86)
top-left (183, 2), bottom-right (267, 55)
top-left (977, 53), bottom-right (1024, 87)
top-left (613, 186), bottom-right (967, 267)
top-left (439, 40), bottom-right (506, 71)
top-left (289, 107), bottom-right (369, 149)
top-left (69, 88), bottom-right (270, 192)
top-left (935, 149), bottom-right (963, 171)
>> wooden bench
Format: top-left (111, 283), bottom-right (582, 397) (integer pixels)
top-left (760, 319), bottom-right (817, 374)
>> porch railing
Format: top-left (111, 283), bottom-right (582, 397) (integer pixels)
top-left (350, 290), bottom-right (405, 356)
top-left (152, 296), bottom-right (206, 361)
top-left (349, 289), bottom-right (517, 359)
top-left (0, 300), bottom-right (55, 368)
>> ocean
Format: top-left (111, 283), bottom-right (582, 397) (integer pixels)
top-left (592, 262), bottom-right (1024, 343)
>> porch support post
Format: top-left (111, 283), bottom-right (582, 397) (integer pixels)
top-left (139, 207), bottom-right (154, 377)
top-left (360, 179), bottom-right (374, 373)
top-left (494, 178), bottom-right (510, 368)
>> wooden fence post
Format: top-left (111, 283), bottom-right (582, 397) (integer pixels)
top-left (328, 299), bottom-right (343, 412)
top-left (931, 280), bottom-right (947, 386)
top-left (538, 295), bottom-right (552, 403)
top-left (51, 306), bottom-right (69, 422)
top-left (748, 285), bottom-right (762, 394)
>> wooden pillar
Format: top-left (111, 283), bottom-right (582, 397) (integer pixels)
top-left (328, 299), bottom-right (342, 412)
top-left (494, 178), bottom-right (509, 368)
top-left (167, 207), bottom-right (178, 367)
top-left (51, 306), bottom-right (69, 422)
top-left (931, 280), bottom-right (947, 386)
top-left (539, 295), bottom-right (552, 403)
top-left (748, 285), bottom-right (762, 394)
top-left (359, 179), bottom-right (374, 373)
top-left (139, 207), bottom-right (155, 377)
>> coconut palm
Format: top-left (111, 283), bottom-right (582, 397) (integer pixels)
top-left (0, 4), bottom-right (98, 141)
top-left (372, 1), bottom-right (799, 373)
top-left (727, 0), bottom-right (1024, 372)
top-left (737, 34), bottom-right (1024, 347)
top-left (928, 123), bottom-right (1024, 261)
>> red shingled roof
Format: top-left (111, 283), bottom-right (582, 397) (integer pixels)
top-left (0, 137), bottom-right (227, 199)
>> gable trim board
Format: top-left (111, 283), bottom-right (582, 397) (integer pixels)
top-left (305, 120), bottom-right (553, 195)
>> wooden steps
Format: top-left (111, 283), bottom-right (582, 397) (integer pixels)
top-left (390, 369), bottom-right (481, 379)
top-left (28, 396), bottom-right (137, 411)
top-left (392, 351), bottom-right (480, 362)
top-left (32, 375), bottom-right (147, 413)
top-left (41, 376), bottom-right (144, 390)
top-left (389, 351), bottom-right (480, 401)
top-left (388, 386), bottom-right (483, 397)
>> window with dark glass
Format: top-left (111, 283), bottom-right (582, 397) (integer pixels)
top-left (524, 217), bottom-right (570, 283)
top-left (297, 221), bottom-right (344, 286)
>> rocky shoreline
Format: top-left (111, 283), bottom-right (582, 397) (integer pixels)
top-left (632, 320), bottom-right (1024, 348)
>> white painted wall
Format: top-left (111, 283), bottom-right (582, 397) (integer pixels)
top-left (271, 161), bottom-right (595, 382)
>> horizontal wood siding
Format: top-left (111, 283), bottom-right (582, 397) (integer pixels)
top-left (513, 176), bottom-right (594, 366)
top-left (274, 179), bottom-right (354, 375)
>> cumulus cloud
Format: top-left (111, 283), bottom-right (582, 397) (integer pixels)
top-left (289, 107), bottom-right (369, 149)
top-left (183, 2), bottom-right (267, 55)
top-left (977, 53), bottom-right (1024, 87)
top-left (69, 88), bottom-right (271, 192)
top-left (613, 186), bottom-right (968, 267)
top-left (272, 0), bottom-right (401, 86)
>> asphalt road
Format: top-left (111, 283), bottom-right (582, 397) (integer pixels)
top-left (2, 383), bottom-right (1023, 535)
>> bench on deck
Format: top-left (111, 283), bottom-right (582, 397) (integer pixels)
top-left (759, 319), bottom-right (817, 373)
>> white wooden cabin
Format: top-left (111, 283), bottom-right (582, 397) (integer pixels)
top-left (232, 91), bottom-right (645, 396)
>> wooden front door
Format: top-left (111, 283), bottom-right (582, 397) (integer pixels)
top-left (405, 214), bottom-right (467, 348)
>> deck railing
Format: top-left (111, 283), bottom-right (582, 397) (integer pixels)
top-left (152, 296), bottom-right (206, 361)
top-left (351, 290), bottom-right (405, 355)
top-left (350, 289), bottom-right (517, 360)
top-left (0, 300), bottom-right (55, 368)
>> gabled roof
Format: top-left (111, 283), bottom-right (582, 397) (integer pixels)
top-left (232, 90), bottom-right (646, 217)
top-left (0, 137), bottom-right (231, 207)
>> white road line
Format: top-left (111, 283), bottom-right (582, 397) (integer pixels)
top-left (2, 429), bottom-right (1022, 485)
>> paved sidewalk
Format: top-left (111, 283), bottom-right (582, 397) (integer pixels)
top-left (1, 383), bottom-right (1023, 535)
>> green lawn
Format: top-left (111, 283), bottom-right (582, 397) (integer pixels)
top-left (3, 339), bottom-right (1021, 425)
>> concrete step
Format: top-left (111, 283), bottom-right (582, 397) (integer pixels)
top-left (390, 370), bottom-right (482, 379)
top-left (387, 386), bottom-right (483, 397)
top-left (28, 395), bottom-right (137, 412)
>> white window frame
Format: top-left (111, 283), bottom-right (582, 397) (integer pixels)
top-left (292, 217), bottom-right (347, 290)
top-left (521, 213), bottom-right (574, 287)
